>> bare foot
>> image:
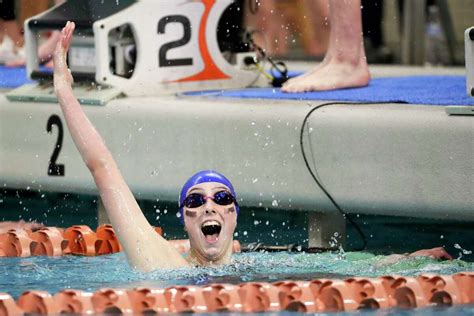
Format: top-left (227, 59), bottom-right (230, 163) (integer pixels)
top-left (281, 57), bottom-right (370, 92)
top-left (280, 59), bottom-right (328, 86)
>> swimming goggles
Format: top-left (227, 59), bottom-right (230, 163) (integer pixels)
top-left (181, 191), bottom-right (236, 209)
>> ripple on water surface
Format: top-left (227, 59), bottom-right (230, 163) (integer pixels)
top-left (0, 251), bottom-right (473, 299)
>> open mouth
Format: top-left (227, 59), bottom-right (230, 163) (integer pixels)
top-left (201, 220), bottom-right (222, 243)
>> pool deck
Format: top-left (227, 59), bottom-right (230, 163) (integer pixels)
top-left (1, 65), bottom-right (473, 232)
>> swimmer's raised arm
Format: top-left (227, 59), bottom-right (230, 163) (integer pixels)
top-left (53, 22), bottom-right (189, 271)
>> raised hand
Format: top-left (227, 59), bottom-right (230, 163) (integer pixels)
top-left (53, 21), bottom-right (75, 91)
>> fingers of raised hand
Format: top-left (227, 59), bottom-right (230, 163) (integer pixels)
top-left (61, 21), bottom-right (75, 50)
top-left (54, 22), bottom-right (74, 71)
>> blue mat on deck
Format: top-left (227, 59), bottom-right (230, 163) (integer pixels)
top-left (185, 75), bottom-right (474, 106)
top-left (0, 66), bottom-right (35, 89)
top-left (2, 66), bottom-right (472, 106)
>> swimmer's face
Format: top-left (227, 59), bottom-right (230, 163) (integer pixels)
top-left (183, 182), bottom-right (237, 262)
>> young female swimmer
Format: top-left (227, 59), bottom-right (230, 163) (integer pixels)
top-left (54, 22), bottom-right (451, 272)
top-left (53, 22), bottom-right (238, 271)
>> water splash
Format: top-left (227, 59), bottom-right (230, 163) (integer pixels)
top-left (454, 243), bottom-right (473, 260)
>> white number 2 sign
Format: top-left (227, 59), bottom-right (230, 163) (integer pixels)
top-left (93, 0), bottom-right (258, 96)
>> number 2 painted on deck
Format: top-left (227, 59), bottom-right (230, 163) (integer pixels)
top-left (46, 114), bottom-right (65, 176)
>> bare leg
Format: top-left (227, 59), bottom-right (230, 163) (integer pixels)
top-left (245, 0), bottom-right (289, 56)
top-left (0, 23), bottom-right (4, 43)
top-left (282, 0), bottom-right (370, 92)
top-left (301, 0), bottom-right (330, 57)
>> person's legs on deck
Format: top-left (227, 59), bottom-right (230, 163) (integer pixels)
top-left (301, 0), bottom-right (330, 58)
top-left (282, 0), bottom-right (370, 92)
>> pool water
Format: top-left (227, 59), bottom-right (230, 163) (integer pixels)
top-left (1, 189), bottom-right (473, 257)
top-left (1, 189), bottom-right (473, 314)
top-left (1, 251), bottom-right (472, 298)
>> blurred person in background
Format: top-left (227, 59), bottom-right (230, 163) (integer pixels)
top-left (0, 0), bottom-right (25, 63)
top-left (5, 0), bottom-right (63, 67)
top-left (244, 0), bottom-right (330, 58)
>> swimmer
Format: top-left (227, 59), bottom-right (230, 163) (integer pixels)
top-left (53, 21), bottom-right (236, 271)
top-left (0, 0), bottom-right (24, 63)
top-left (282, 0), bottom-right (370, 92)
top-left (53, 22), bottom-right (450, 272)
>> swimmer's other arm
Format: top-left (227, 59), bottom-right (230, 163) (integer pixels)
top-left (53, 22), bottom-right (189, 271)
top-left (375, 247), bottom-right (453, 267)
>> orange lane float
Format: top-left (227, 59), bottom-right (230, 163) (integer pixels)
top-left (202, 284), bottom-right (242, 312)
top-left (53, 290), bottom-right (94, 315)
top-left (0, 225), bottom-right (240, 258)
top-left (127, 287), bottom-right (170, 314)
top-left (164, 285), bottom-right (209, 313)
top-left (16, 291), bottom-right (59, 315)
top-left (453, 272), bottom-right (474, 303)
top-left (0, 293), bottom-right (23, 316)
top-left (0, 229), bottom-right (33, 257)
top-left (273, 280), bottom-right (319, 312)
top-left (91, 288), bottom-right (134, 315)
top-left (0, 273), bottom-right (472, 315)
top-left (63, 225), bottom-right (98, 256)
top-left (29, 227), bottom-right (67, 256)
top-left (95, 224), bottom-right (122, 255)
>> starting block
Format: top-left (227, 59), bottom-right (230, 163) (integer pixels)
top-left (465, 27), bottom-right (474, 97)
top-left (445, 27), bottom-right (474, 115)
top-left (14, 0), bottom-right (261, 103)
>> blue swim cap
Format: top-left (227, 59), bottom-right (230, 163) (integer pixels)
top-left (178, 170), bottom-right (239, 224)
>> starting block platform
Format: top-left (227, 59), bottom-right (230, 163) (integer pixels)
top-left (0, 65), bottom-right (473, 223)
